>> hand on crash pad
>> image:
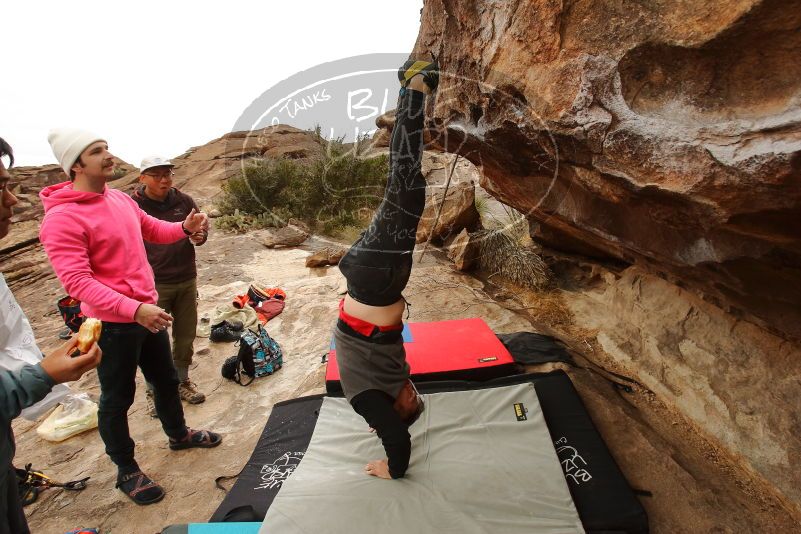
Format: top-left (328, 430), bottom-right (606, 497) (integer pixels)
top-left (365, 459), bottom-right (391, 479)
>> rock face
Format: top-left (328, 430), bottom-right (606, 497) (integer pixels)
top-left (565, 266), bottom-right (801, 519)
top-left (414, 0), bottom-right (801, 518)
top-left (447, 229), bottom-right (480, 271)
top-left (371, 110), bottom-right (395, 149)
top-left (4, 158), bottom-right (136, 252)
top-left (257, 225), bottom-right (309, 248)
top-left (137, 125), bottom-right (324, 207)
top-left (417, 152), bottom-right (482, 243)
top-left (305, 247), bottom-right (346, 268)
top-left (416, 0), bottom-right (801, 342)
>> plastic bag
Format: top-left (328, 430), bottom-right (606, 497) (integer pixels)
top-left (36, 393), bottom-right (98, 442)
top-left (0, 275), bottom-right (72, 420)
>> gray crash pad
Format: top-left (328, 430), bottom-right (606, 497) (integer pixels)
top-left (260, 382), bottom-right (584, 534)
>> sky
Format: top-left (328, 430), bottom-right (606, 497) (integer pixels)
top-left (1, 1), bottom-right (423, 167)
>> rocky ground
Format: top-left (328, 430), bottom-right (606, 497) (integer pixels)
top-left (8, 226), bottom-right (799, 533)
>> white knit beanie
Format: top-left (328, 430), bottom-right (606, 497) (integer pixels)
top-left (47, 128), bottom-right (106, 177)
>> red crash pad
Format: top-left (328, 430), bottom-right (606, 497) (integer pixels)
top-left (326, 317), bottom-right (517, 394)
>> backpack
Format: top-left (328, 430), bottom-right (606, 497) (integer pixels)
top-left (57, 295), bottom-right (84, 333)
top-left (221, 324), bottom-right (283, 385)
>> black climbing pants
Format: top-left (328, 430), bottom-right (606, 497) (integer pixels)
top-left (338, 89), bottom-right (427, 306)
top-left (97, 322), bottom-right (187, 469)
top-left (0, 466), bottom-right (28, 534)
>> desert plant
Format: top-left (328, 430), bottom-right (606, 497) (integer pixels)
top-left (477, 229), bottom-right (551, 290)
top-left (474, 195), bottom-right (490, 220)
top-left (214, 209), bottom-right (284, 233)
top-left (219, 134), bottom-right (389, 235)
top-left (476, 206), bottom-right (550, 290)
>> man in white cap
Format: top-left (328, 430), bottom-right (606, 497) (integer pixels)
top-left (132, 156), bottom-right (207, 415)
top-left (39, 130), bottom-right (222, 506)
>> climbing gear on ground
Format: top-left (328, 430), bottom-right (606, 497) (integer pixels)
top-left (221, 354), bottom-right (254, 386)
top-left (233, 284), bottom-right (287, 324)
top-left (15, 463), bottom-right (89, 506)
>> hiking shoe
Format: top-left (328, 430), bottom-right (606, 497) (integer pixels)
top-left (169, 428), bottom-right (222, 451)
top-left (398, 54), bottom-right (439, 92)
top-left (145, 390), bottom-right (157, 418)
top-left (178, 380), bottom-right (206, 404)
top-left (227, 319), bottom-right (244, 331)
top-left (210, 321), bottom-right (242, 342)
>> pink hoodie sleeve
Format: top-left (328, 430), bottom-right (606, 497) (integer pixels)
top-left (40, 213), bottom-right (142, 320)
top-left (124, 195), bottom-right (186, 244)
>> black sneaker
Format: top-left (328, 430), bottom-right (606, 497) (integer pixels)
top-left (210, 321), bottom-right (242, 342)
top-left (58, 327), bottom-right (73, 340)
top-left (397, 53), bottom-right (439, 92)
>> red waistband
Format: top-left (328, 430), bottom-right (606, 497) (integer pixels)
top-left (338, 300), bottom-right (403, 337)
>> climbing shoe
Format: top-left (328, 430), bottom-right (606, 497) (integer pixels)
top-left (398, 53), bottom-right (439, 92)
top-left (210, 321), bottom-right (242, 342)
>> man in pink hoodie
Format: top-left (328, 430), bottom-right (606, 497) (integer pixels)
top-left (39, 129), bottom-right (222, 506)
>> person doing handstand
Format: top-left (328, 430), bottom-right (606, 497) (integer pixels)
top-left (335, 57), bottom-right (438, 480)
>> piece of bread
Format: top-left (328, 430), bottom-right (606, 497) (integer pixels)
top-left (76, 318), bottom-right (102, 353)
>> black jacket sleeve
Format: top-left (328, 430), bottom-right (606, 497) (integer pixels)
top-left (351, 389), bottom-right (411, 479)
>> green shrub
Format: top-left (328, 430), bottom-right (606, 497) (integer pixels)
top-left (219, 136), bottom-right (388, 235)
top-left (214, 209), bottom-right (287, 233)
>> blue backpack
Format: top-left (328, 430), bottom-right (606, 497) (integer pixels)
top-left (222, 324), bottom-right (284, 385)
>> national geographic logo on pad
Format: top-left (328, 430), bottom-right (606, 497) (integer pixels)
top-left (513, 402), bottom-right (527, 421)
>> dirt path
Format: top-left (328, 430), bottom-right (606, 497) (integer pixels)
top-left (10, 229), bottom-right (798, 533)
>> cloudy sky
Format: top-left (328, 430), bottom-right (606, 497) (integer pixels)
top-left (1, 1), bottom-right (423, 167)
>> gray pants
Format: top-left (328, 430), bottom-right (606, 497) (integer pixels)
top-left (334, 322), bottom-right (409, 403)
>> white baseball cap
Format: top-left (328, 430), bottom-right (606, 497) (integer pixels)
top-left (139, 156), bottom-right (174, 173)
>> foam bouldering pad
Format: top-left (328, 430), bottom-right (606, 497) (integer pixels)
top-left (326, 317), bottom-right (519, 393)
